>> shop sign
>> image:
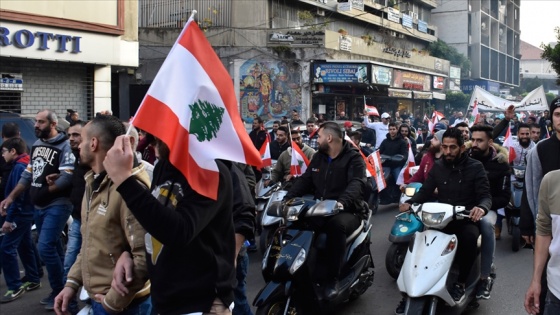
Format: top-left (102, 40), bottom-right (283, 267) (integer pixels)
top-left (402, 14), bottom-right (413, 28)
top-left (414, 91), bottom-right (433, 99)
top-left (383, 46), bottom-right (411, 58)
top-left (0, 26), bottom-right (81, 53)
top-left (339, 36), bottom-right (352, 52)
top-left (371, 65), bottom-right (392, 85)
top-left (387, 8), bottom-right (401, 23)
top-left (337, 2), bottom-right (351, 11)
top-left (313, 63), bottom-right (368, 84)
top-left (434, 58), bottom-right (443, 71)
top-left (352, 0), bottom-right (364, 11)
top-left (268, 31), bottom-right (325, 47)
top-left (461, 79), bottom-right (500, 94)
top-left (388, 88), bottom-right (412, 98)
top-left (433, 76), bottom-right (444, 89)
top-left (0, 73), bottom-right (23, 91)
top-left (393, 70), bottom-right (431, 91)
top-left (449, 66), bottom-right (461, 79)
top-left (418, 20), bottom-right (428, 33)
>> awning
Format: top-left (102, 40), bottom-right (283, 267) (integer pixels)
top-left (388, 88), bottom-right (412, 98)
top-left (432, 91), bottom-right (446, 100)
top-left (414, 91), bottom-right (433, 100)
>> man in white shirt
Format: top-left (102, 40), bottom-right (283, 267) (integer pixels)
top-left (363, 111), bottom-right (390, 150)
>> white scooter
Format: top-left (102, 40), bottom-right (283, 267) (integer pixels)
top-left (397, 203), bottom-right (481, 315)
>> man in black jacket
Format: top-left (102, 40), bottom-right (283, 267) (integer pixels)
top-left (400, 128), bottom-right (492, 305)
top-left (284, 121), bottom-right (367, 300)
top-left (105, 137), bottom-right (236, 315)
top-left (469, 124), bottom-right (511, 299)
top-left (378, 122), bottom-right (408, 183)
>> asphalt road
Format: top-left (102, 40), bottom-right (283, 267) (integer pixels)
top-left (0, 204), bottom-right (534, 314)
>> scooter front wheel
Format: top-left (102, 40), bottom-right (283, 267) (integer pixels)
top-left (256, 298), bottom-right (301, 315)
top-left (385, 243), bottom-right (408, 280)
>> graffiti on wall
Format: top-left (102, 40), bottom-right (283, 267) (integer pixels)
top-left (240, 60), bottom-right (301, 123)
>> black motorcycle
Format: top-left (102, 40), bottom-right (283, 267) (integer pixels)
top-left (506, 165), bottom-right (525, 252)
top-left (253, 198), bottom-right (375, 314)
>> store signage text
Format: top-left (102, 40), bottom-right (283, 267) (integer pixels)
top-left (383, 46), bottom-right (411, 58)
top-left (0, 27), bottom-right (82, 53)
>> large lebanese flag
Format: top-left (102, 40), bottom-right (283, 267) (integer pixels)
top-left (131, 17), bottom-right (261, 200)
top-left (290, 142), bottom-right (310, 177)
top-left (503, 127), bottom-right (516, 164)
top-left (468, 101), bottom-right (479, 127)
top-left (368, 151), bottom-right (386, 192)
top-left (259, 133), bottom-right (272, 168)
top-left (396, 142), bottom-right (416, 185)
top-left (344, 134), bottom-right (376, 177)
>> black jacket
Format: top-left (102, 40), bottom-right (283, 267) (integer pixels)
top-left (117, 159), bottom-right (235, 315)
top-left (359, 127), bottom-right (376, 148)
top-left (406, 153), bottom-right (492, 213)
top-left (285, 141), bottom-right (367, 213)
top-left (378, 134), bottom-right (408, 168)
top-left (270, 140), bottom-right (290, 160)
top-left (69, 152), bottom-right (89, 221)
top-left (249, 128), bottom-right (268, 151)
top-left (469, 147), bottom-right (511, 210)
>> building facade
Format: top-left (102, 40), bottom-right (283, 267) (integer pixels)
top-left (136, 0), bottom-right (451, 123)
top-left (519, 40), bottom-right (559, 94)
top-left (0, 0), bottom-right (139, 120)
top-left (432, 0), bottom-right (521, 90)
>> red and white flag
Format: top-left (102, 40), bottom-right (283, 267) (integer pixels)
top-left (344, 135), bottom-right (376, 177)
top-left (396, 142), bottom-right (416, 185)
top-left (130, 16), bottom-right (261, 200)
top-left (365, 105), bottom-right (380, 117)
top-left (290, 142), bottom-right (310, 177)
top-left (259, 133), bottom-right (272, 168)
top-left (503, 127), bottom-right (516, 164)
top-left (428, 110), bottom-right (443, 133)
top-left (468, 101), bottom-right (480, 127)
top-left (367, 151), bottom-right (386, 192)
top-left (432, 110), bottom-right (445, 121)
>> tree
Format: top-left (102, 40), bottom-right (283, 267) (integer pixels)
top-left (445, 91), bottom-right (471, 112)
top-left (541, 27), bottom-right (560, 85)
top-left (428, 40), bottom-right (471, 78)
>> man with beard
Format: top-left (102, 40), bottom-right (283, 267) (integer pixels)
top-left (363, 111), bottom-right (390, 150)
top-left (268, 129), bottom-right (315, 185)
top-left (530, 124), bottom-right (542, 144)
top-left (511, 123), bottom-right (534, 167)
top-left (403, 129), bottom-right (445, 186)
top-left (54, 115), bottom-right (151, 314)
top-left (0, 109), bottom-right (75, 310)
top-left (302, 119), bottom-right (318, 150)
top-left (270, 126), bottom-right (290, 160)
top-left (359, 121), bottom-right (376, 149)
top-left (455, 122), bottom-right (471, 142)
top-left (284, 122), bottom-right (367, 300)
top-left (399, 128), bottom-right (491, 309)
top-left (248, 117), bottom-right (267, 151)
top-left (378, 123), bottom-right (408, 183)
top-left (469, 125), bottom-right (511, 300)
top-left (269, 120), bottom-right (280, 142)
top-left (521, 97), bottom-right (560, 315)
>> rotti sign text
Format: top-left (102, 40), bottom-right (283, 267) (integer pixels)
top-left (0, 27), bottom-right (81, 53)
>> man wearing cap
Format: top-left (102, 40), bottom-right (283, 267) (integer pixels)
top-left (521, 97), bottom-right (560, 315)
top-left (343, 121), bottom-right (353, 137)
top-left (362, 111), bottom-right (390, 150)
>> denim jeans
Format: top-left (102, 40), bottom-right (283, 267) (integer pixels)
top-left (63, 219), bottom-right (82, 283)
top-left (480, 211), bottom-right (497, 277)
top-left (35, 203), bottom-right (72, 293)
top-left (382, 166), bottom-right (403, 184)
top-left (91, 296), bottom-right (152, 315)
top-left (0, 216), bottom-right (40, 290)
top-left (233, 252), bottom-right (253, 315)
top-left (544, 290), bottom-right (560, 315)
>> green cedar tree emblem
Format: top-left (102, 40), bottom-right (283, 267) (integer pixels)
top-left (189, 99), bottom-right (225, 142)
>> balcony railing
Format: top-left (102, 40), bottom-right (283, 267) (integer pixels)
top-left (139, 0), bottom-right (231, 28)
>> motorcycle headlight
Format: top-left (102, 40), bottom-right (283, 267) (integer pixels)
top-left (405, 187), bottom-right (417, 197)
top-left (283, 206), bottom-right (300, 221)
top-left (441, 237), bottom-right (457, 256)
top-left (422, 212), bottom-right (445, 226)
top-left (289, 249), bottom-right (307, 275)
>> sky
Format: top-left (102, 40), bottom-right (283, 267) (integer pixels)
top-left (520, 0), bottom-right (559, 48)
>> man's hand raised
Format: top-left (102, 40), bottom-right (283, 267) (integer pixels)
top-left (104, 135), bottom-right (134, 187)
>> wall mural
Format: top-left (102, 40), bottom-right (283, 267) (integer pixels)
top-left (239, 60), bottom-right (301, 123)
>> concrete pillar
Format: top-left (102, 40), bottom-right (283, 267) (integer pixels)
top-left (94, 65), bottom-right (112, 114)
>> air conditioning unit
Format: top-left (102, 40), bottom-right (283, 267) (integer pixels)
top-left (408, 11), bottom-right (418, 20)
top-left (316, 8), bottom-right (326, 17)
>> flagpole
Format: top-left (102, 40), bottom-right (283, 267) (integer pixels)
top-left (189, 10), bottom-right (197, 20)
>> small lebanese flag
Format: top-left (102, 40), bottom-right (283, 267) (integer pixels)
top-left (259, 133), bottom-right (272, 168)
top-left (503, 127), bottom-right (516, 164)
top-left (396, 142), bottom-right (416, 185)
top-left (290, 142), bottom-right (310, 177)
top-left (368, 151), bottom-right (386, 192)
top-left (468, 102), bottom-right (479, 127)
top-left (344, 135), bottom-right (376, 177)
top-left (428, 110), bottom-right (441, 133)
top-left (130, 14), bottom-right (261, 200)
top-left (365, 105), bottom-right (380, 116)
top-left (432, 110), bottom-right (445, 121)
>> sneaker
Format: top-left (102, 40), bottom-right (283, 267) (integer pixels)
top-left (21, 281), bottom-right (41, 292)
top-left (395, 297), bottom-right (406, 315)
top-left (1, 287), bottom-right (25, 303)
top-left (476, 277), bottom-right (493, 300)
top-left (40, 291), bottom-right (57, 305)
top-left (450, 283), bottom-right (465, 303)
top-left (247, 239), bottom-right (258, 252)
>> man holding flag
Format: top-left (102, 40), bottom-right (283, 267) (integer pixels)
top-left (268, 129), bottom-right (314, 186)
top-left (284, 122), bottom-right (367, 300)
top-left (104, 12), bottom-right (261, 315)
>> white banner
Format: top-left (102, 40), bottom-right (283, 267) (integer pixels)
top-left (468, 86), bottom-right (548, 112)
